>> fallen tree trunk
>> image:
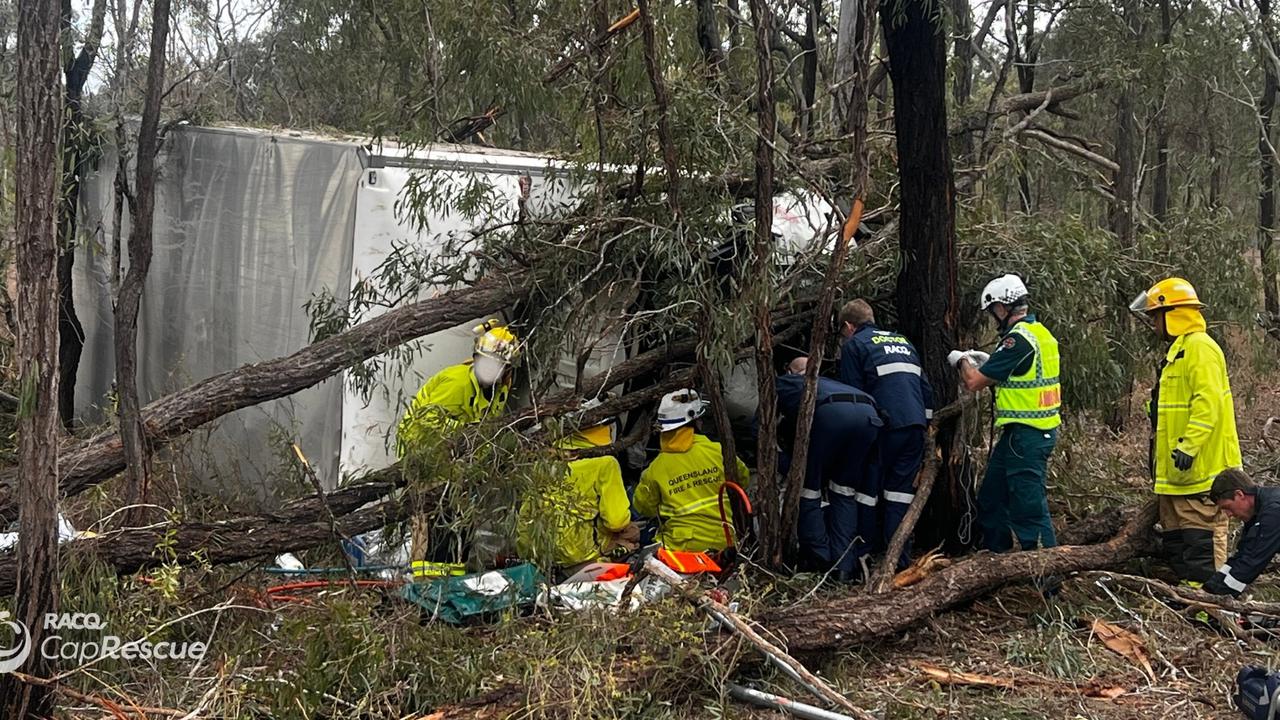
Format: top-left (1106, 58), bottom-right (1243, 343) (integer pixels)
top-left (763, 500), bottom-right (1157, 651)
top-left (0, 273), bottom-right (526, 522)
top-left (0, 468), bottom-right (421, 596)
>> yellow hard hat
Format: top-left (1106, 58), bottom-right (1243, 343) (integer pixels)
top-left (1129, 277), bottom-right (1204, 315)
top-left (473, 319), bottom-right (519, 364)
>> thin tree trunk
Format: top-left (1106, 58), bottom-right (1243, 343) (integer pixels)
top-left (0, 0), bottom-right (62, 714)
top-left (833, 0), bottom-right (860, 132)
top-left (950, 0), bottom-right (975, 161)
top-left (1259, 0), bottom-right (1279, 324)
top-left (636, 0), bottom-right (680, 217)
top-left (778, 0), bottom-right (878, 563)
top-left (113, 0), bottom-right (170, 521)
top-left (883, 0), bottom-right (962, 553)
top-left (1151, 0), bottom-right (1172, 223)
top-left (799, 0), bottom-right (818, 138)
top-left (693, 0), bottom-right (726, 87)
top-left (55, 0), bottom-right (107, 430)
top-left (746, 0), bottom-right (782, 567)
top-left (1015, 0), bottom-right (1036, 212)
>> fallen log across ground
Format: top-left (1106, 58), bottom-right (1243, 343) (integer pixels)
top-left (0, 273), bottom-right (527, 523)
top-left (763, 500), bottom-right (1158, 651)
top-left (0, 468), bottom-right (422, 596)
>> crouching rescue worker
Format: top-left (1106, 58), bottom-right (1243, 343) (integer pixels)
top-left (396, 319), bottom-right (519, 567)
top-left (951, 274), bottom-right (1061, 553)
top-left (1204, 469), bottom-right (1280, 597)
top-left (634, 389), bottom-right (750, 555)
top-left (516, 397), bottom-right (635, 577)
top-left (778, 356), bottom-right (882, 581)
top-left (1131, 277), bottom-right (1241, 586)
top-left (837, 299), bottom-right (932, 568)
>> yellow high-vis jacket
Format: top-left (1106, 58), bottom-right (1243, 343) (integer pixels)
top-left (396, 362), bottom-right (509, 455)
top-left (634, 429), bottom-right (750, 552)
top-left (516, 436), bottom-right (631, 567)
top-left (1152, 328), bottom-right (1242, 495)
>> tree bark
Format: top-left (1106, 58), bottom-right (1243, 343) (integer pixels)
top-left (693, 0), bottom-right (726, 87)
top-left (950, 0), bottom-right (975, 161)
top-left (765, 501), bottom-right (1158, 650)
top-left (948, 77), bottom-right (1105, 136)
top-left (0, 470), bottom-right (417, 597)
top-left (882, 0), bottom-right (962, 553)
top-left (113, 0), bottom-right (170, 522)
top-left (799, 0), bottom-right (819, 138)
top-left (636, 0), bottom-right (680, 217)
top-left (0, 273), bottom-right (527, 522)
top-left (1259, 0), bottom-right (1280, 324)
top-left (1, 0), bottom-right (63, 714)
top-left (55, 0), bottom-right (107, 430)
top-left (1151, 0), bottom-right (1173, 223)
top-left (833, 0), bottom-right (860, 132)
top-left (1014, 0), bottom-right (1037, 212)
top-left (778, 0), bottom-right (878, 563)
top-left (747, 0), bottom-right (782, 567)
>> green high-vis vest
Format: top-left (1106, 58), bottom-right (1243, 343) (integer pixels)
top-left (994, 321), bottom-right (1062, 431)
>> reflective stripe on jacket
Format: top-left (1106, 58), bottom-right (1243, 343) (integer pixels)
top-left (838, 324), bottom-right (934, 428)
top-left (634, 432), bottom-right (750, 552)
top-left (994, 321), bottom-right (1062, 430)
top-left (1207, 487), bottom-right (1280, 596)
top-left (396, 362), bottom-right (509, 455)
top-left (1152, 331), bottom-right (1241, 495)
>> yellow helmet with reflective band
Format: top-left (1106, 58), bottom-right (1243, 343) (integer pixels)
top-left (1129, 277), bottom-right (1204, 315)
top-left (473, 319), bottom-right (520, 364)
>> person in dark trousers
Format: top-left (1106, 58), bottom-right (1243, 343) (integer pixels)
top-left (951, 274), bottom-right (1061, 553)
top-left (1204, 469), bottom-right (1280, 597)
top-left (837, 299), bottom-right (933, 568)
top-left (776, 356), bottom-right (883, 581)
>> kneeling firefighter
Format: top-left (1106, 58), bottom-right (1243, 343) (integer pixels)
top-left (633, 389), bottom-right (751, 556)
top-left (516, 397), bottom-right (634, 576)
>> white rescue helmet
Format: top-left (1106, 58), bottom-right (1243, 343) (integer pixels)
top-left (979, 274), bottom-right (1029, 311)
top-left (656, 389), bottom-right (708, 432)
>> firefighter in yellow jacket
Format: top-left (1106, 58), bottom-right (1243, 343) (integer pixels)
top-left (396, 320), bottom-right (519, 566)
top-left (1130, 278), bottom-right (1242, 585)
top-left (634, 389), bottom-right (750, 553)
top-left (396, 320), bottom-right (518, 453)
top-left (516, 398), bottom-right (633, 572)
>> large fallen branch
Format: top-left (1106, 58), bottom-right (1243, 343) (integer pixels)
top-left (949, 77), bottom-right (1106, 136)
top-left (0, 467), bottom-right (415, 595)
top-left (764, 500), bottom-right (1157, 651)
top-left (0, 273), bottom-right (526, 522)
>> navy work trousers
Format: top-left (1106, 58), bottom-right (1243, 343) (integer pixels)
top-left (876, 425), bottom-right (925, 569)
top-left (797, 402), bottom-right (881, 575)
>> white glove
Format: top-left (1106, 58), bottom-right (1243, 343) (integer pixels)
top-left (946, 350), bottom-right (966, 368)
top-left (965, 350), bottom-right (990, 367)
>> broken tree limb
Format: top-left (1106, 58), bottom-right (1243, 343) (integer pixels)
top-left (542, 8), bottom-right (640, 85)
top-left (1085, 570), bottom-right (1280, 618)
top-left (869, 430), bottom-right (941, 593)
top-left (949, 77), bottom-right (1106, 136)
top-left (0, 272), bottom-right (527, 522)
top-left (0, 467), bottom-right (417, 596)
top-left (643, 557), bottom-right (875, 720)
top-left (764, 500), bottom-right (1158, 651)
top-left (1022, 128), bottom-right (1120, 174)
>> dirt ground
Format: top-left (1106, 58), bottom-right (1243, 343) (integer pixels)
top-left (779, 341), bottom-right (1280, 720)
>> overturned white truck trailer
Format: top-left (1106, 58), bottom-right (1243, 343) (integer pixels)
top-left (73, 125), bottom-right (837, 495)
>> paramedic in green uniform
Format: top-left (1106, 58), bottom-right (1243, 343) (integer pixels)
top-left (949, 274), bottom-right (1062, 552)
